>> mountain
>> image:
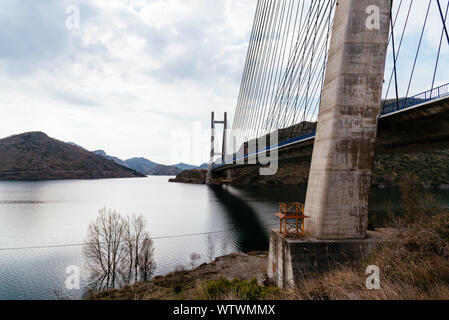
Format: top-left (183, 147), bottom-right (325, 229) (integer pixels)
top-left (68, 142), bottom-right (87, 150)
top-left (173, 163), bottom-right (197, 171)
top-left (171, 149), bottom-right (449, 189)
top-left (92, 150), bottom-right (129, 168)
top-left (0, 132), bottom-right (144, 181)
top-left (73, 143), bottom-right (207, 175)
top-left (172, 163), bottom-right (209, 171)
top-left (92, 149), bottom-right (107, 157)
top-left (91, 151), bottom-right (157, 175)
top-left (125, 157), bottom-right (158, 174)
top-left (147, 164), bottom-right (182, 176)
top-left (195, 163), bottom-right (209, 170)
top-left (169, 169), bottom-right (207, 184)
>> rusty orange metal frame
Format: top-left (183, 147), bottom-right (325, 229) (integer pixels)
top-left (275, 202), bottom-right (310, 237)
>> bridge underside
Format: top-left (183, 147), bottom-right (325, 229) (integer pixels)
top-left (213, 96), bottom-right (449, 173)
top-left (217, 0), bottom-right (449, 287)
top-left (377, 96), bottom-right (449, 153)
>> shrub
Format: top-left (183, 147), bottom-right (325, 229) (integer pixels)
top-left (172, 283), bottom-right (184, 294)
top-left (199, 277), bottom-right (281, 300)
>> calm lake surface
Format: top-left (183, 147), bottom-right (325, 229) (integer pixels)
top-left (0, 176), bottom-right (448, 300)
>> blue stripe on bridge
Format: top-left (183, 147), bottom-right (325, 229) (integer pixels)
top-left (212, 82), bottom-right (449, 171)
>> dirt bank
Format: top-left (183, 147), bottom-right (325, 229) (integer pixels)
top-left (87, 252), bottom-right (268, 300)
top-left (170, 149), bottom-right (449, 188)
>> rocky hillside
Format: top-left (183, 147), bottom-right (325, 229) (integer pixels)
top-left (171, 149), bottom-right (449, 189)
top-left (169, 169), bottom-right (207, 184)
top-left (125, 157), bottom-right (158, 174)
top-left (90, 149), bottom-right (205, 175)
top-left (147, 164), bottom-right (182, 176)
top-left (0, 132), bottom-right (145, 180)
top-left (92, 150), bottom-right (129, 168)
top-left (372, 151), bottom-right (449, 188)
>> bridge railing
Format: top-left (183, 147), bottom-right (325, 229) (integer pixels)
top-left (382, 83), bottom-right (449, 115)
top-left (212, 131), bottom-right (316, 170)
top-left (213, 83), bottom-right (449, 171)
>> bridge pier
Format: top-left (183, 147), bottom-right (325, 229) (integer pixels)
top-left (304, 0), bottom-right (391, 240)
top-left (206, 112), bottom-right (229, 184)
top-left (268, 0), bottom-right (391, 286)
top-left (267, 230), bottom-right (380, 289)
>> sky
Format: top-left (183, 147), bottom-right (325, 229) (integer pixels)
top-left (0, 0), bottom-right (257, 165)
top-left (0, 0), bottom-right (448, 165)
top-left (383, 0), bottom-right (449, 102)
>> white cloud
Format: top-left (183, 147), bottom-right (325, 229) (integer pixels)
top-left (0, 0), bottom-right (257, 165)
top-left (1, 0), bottom-right (447, 165)
top-left (383, 0), bottom-right (449, 99)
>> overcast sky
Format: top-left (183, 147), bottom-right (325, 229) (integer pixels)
top-left (0, 0), bottom-right (447, 165)
top-left (0, 0), bottom-right (256, 165)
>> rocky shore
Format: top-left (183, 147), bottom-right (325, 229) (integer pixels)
top-left (169, 169), bottom-right (207, 184)
top-left (87, 252), bottom-right (268, 300)
top-left (170, 149), bottom-right (449, 189)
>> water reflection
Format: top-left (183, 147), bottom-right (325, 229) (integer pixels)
top-left (209, 185), bottom-right (269, 252)
top-left (229, 185), bottom-right (308, 204)
top-left (1, 177), bottom-right (448, 300)
top-left (83, 209), bottom-right (156, 292)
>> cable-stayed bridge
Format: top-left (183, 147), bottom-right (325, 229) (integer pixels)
top-left (207, 0), bottom-right (449, 279)
top-left (213, 82), bottom-right (449, 170)
top-left (211, 0), bottom-right (449, 170)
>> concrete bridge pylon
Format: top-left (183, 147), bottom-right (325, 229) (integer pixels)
top-left (269, 0), bottom-right (392, 288)
top-left (304, 0), bottom-right (392, 240)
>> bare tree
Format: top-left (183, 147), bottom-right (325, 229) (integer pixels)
top-left (83, 209), bottom-right (156, 291)
top-left (399, 173), bottom-right (422, 221)
top-left (123, 214), bottom-right (156, 283)
top-left (399, 173), bottom-right (442, 224)
top-left (83, 208), bottom-right (127, 290)
top-left (138, 237), bottom-right (156, 282)
top-left (190, 252), bottom-right (201, 268)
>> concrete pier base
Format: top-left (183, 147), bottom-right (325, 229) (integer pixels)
top-left (267, 230), bottom-right (385, 289)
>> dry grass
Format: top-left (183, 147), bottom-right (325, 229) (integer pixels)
top-left (89, 210), bottom-right (449, 300)
top-left (281, 175), bottom-right (449, 301)
top-left (193, 211), bottom-right (449, 301)
top-left (89, 174), bottom-right (449, 301)
top-left (286, 212), bottom-right (449, 300)
top-left (86, 252), bottom-right (268, 300)
top-left (88, 211), bottom-right (449, 300)
top-left (194, 174), bottom-right (449, 301)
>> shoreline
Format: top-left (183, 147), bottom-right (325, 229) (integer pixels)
top-left (86, 251), bottom-right (269, 300)
top-left (169, 169), bottom-right (449, 190)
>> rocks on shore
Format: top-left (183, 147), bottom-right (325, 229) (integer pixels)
top-left (169, 169), bottom-right (207, 184)
top-left (170, 149), bottom-right (449, 188)
top-left (86, 251), bottom-right (268, 300)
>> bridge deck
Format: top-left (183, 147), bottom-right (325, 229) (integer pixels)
top-left (213, 90), bottom-right (449, 172)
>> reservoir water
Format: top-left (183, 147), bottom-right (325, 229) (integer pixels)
top-left (0, 176), bottom-right (448, 300)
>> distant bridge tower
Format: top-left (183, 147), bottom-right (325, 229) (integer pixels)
top-left (304, 0), bottom-right (391, 239)
top-left (206, 112), bottom-right (229, 184)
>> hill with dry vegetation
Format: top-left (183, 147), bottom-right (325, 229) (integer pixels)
top-left (0, 132), bottom-right (144, 180)
top-left (171, 150), bottom-right (449, 189)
